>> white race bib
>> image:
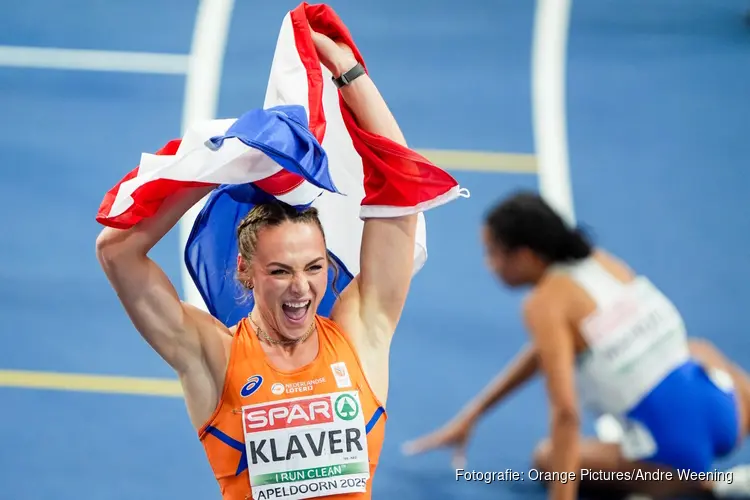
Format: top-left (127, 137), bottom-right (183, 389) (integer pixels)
top-left (581, 278), bottom-right (682, 374)
top-left (242, 391), bottom-right (370, 500)
top-left (575, 277), bottom-right (690, 414)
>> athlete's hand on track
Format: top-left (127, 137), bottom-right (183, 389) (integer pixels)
top-left (401, 415), bottom-right (476, 469)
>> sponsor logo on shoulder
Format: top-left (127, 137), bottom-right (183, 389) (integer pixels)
top-left (271, 383), bottom-right (285, 395)
top-left (240, 375), bottom-right (263, 397)
top-left (330, 361), bottom-right (352, 388)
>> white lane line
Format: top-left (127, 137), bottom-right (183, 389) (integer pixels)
top-left (178, 0), bottom-right (237, 309)
top-left (0, 45), bottom-right (189, 74)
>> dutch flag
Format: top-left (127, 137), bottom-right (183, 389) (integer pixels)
top-left (96, 2), bottom-right (467, 326)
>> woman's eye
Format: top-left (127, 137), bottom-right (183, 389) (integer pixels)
top-left (308, 265), bottom-right (323, 271)
top-left (270, 269), bottom-right (288, 275)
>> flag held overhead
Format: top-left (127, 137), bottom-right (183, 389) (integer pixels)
top-left (96, 2), bottom-right (469, 327)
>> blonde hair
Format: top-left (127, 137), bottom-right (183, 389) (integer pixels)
top-left (235, 200), bottom-right (341, 296)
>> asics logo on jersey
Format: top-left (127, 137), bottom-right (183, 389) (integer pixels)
top-left (241, 375), bottom-right (264, 397)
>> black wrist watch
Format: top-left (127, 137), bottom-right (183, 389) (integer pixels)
top-left (332, 63), bottom-right (365, 88)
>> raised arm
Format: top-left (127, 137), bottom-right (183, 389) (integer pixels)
top-left (311, 32), bottom-right (418, 342)
top-left (95, 185), bottom-right (224, 374)
top-left (342, 78), bottom-right (418, 337)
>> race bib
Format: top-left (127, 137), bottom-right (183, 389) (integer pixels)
top-left (242, 391), bottom-right (370, 500)
top-left (580, 278), bottom-right (680, 373)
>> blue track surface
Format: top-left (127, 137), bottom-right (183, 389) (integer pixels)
top-left (2, 1), bottom-right (750, 499)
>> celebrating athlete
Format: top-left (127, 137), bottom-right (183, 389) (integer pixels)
top-left (96, 19), bottom-right (461, 500)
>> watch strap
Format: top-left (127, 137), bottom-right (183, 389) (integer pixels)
top-left (332, 63), bottom-right (365, 88)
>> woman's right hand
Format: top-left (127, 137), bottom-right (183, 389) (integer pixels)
top-left (401, 413), bottom-right (477, 468)
top-left (309, 29), bottom-right (358, 79)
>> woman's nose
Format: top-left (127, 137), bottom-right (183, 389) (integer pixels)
top-left (290, 272), bottom-right (310, 295)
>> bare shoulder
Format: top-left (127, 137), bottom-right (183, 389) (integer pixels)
top-left (530, 273), bottom-right (599, 358)
top-left (592, 248), bottom-right (636, 282)
top-left (523, 272), bottom-right (578, 325)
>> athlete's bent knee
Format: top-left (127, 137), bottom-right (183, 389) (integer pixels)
top-left (688, 338), bottom-right (717, 354)
top-left (689, 338), bottom-right (732, 369)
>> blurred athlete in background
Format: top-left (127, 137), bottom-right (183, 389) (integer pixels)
top-left (404, 191), bottom-right (750, 499)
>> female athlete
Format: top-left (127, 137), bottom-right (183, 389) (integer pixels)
top-left (404, 191), bottom-right (750, 499)
top-left (97, 30), bottom-right (422, 500)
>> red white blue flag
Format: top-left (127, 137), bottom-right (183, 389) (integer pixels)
top-left (96, 2), bottom-right (468, 326)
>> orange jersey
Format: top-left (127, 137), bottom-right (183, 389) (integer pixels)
top-left (199, 315), bottom-right (387, 500)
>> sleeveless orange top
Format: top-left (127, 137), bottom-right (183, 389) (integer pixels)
top-left (198, 315), bottom-right (387, 500)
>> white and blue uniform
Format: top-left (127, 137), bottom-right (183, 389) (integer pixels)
top-left (552, 257), bottom-right (739, 473)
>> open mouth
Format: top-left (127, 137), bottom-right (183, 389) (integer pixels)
top-left (282, 300), bottom-right (311, 323)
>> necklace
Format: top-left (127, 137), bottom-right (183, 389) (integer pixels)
top-left (248, 314), bottom-right (316, 346)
